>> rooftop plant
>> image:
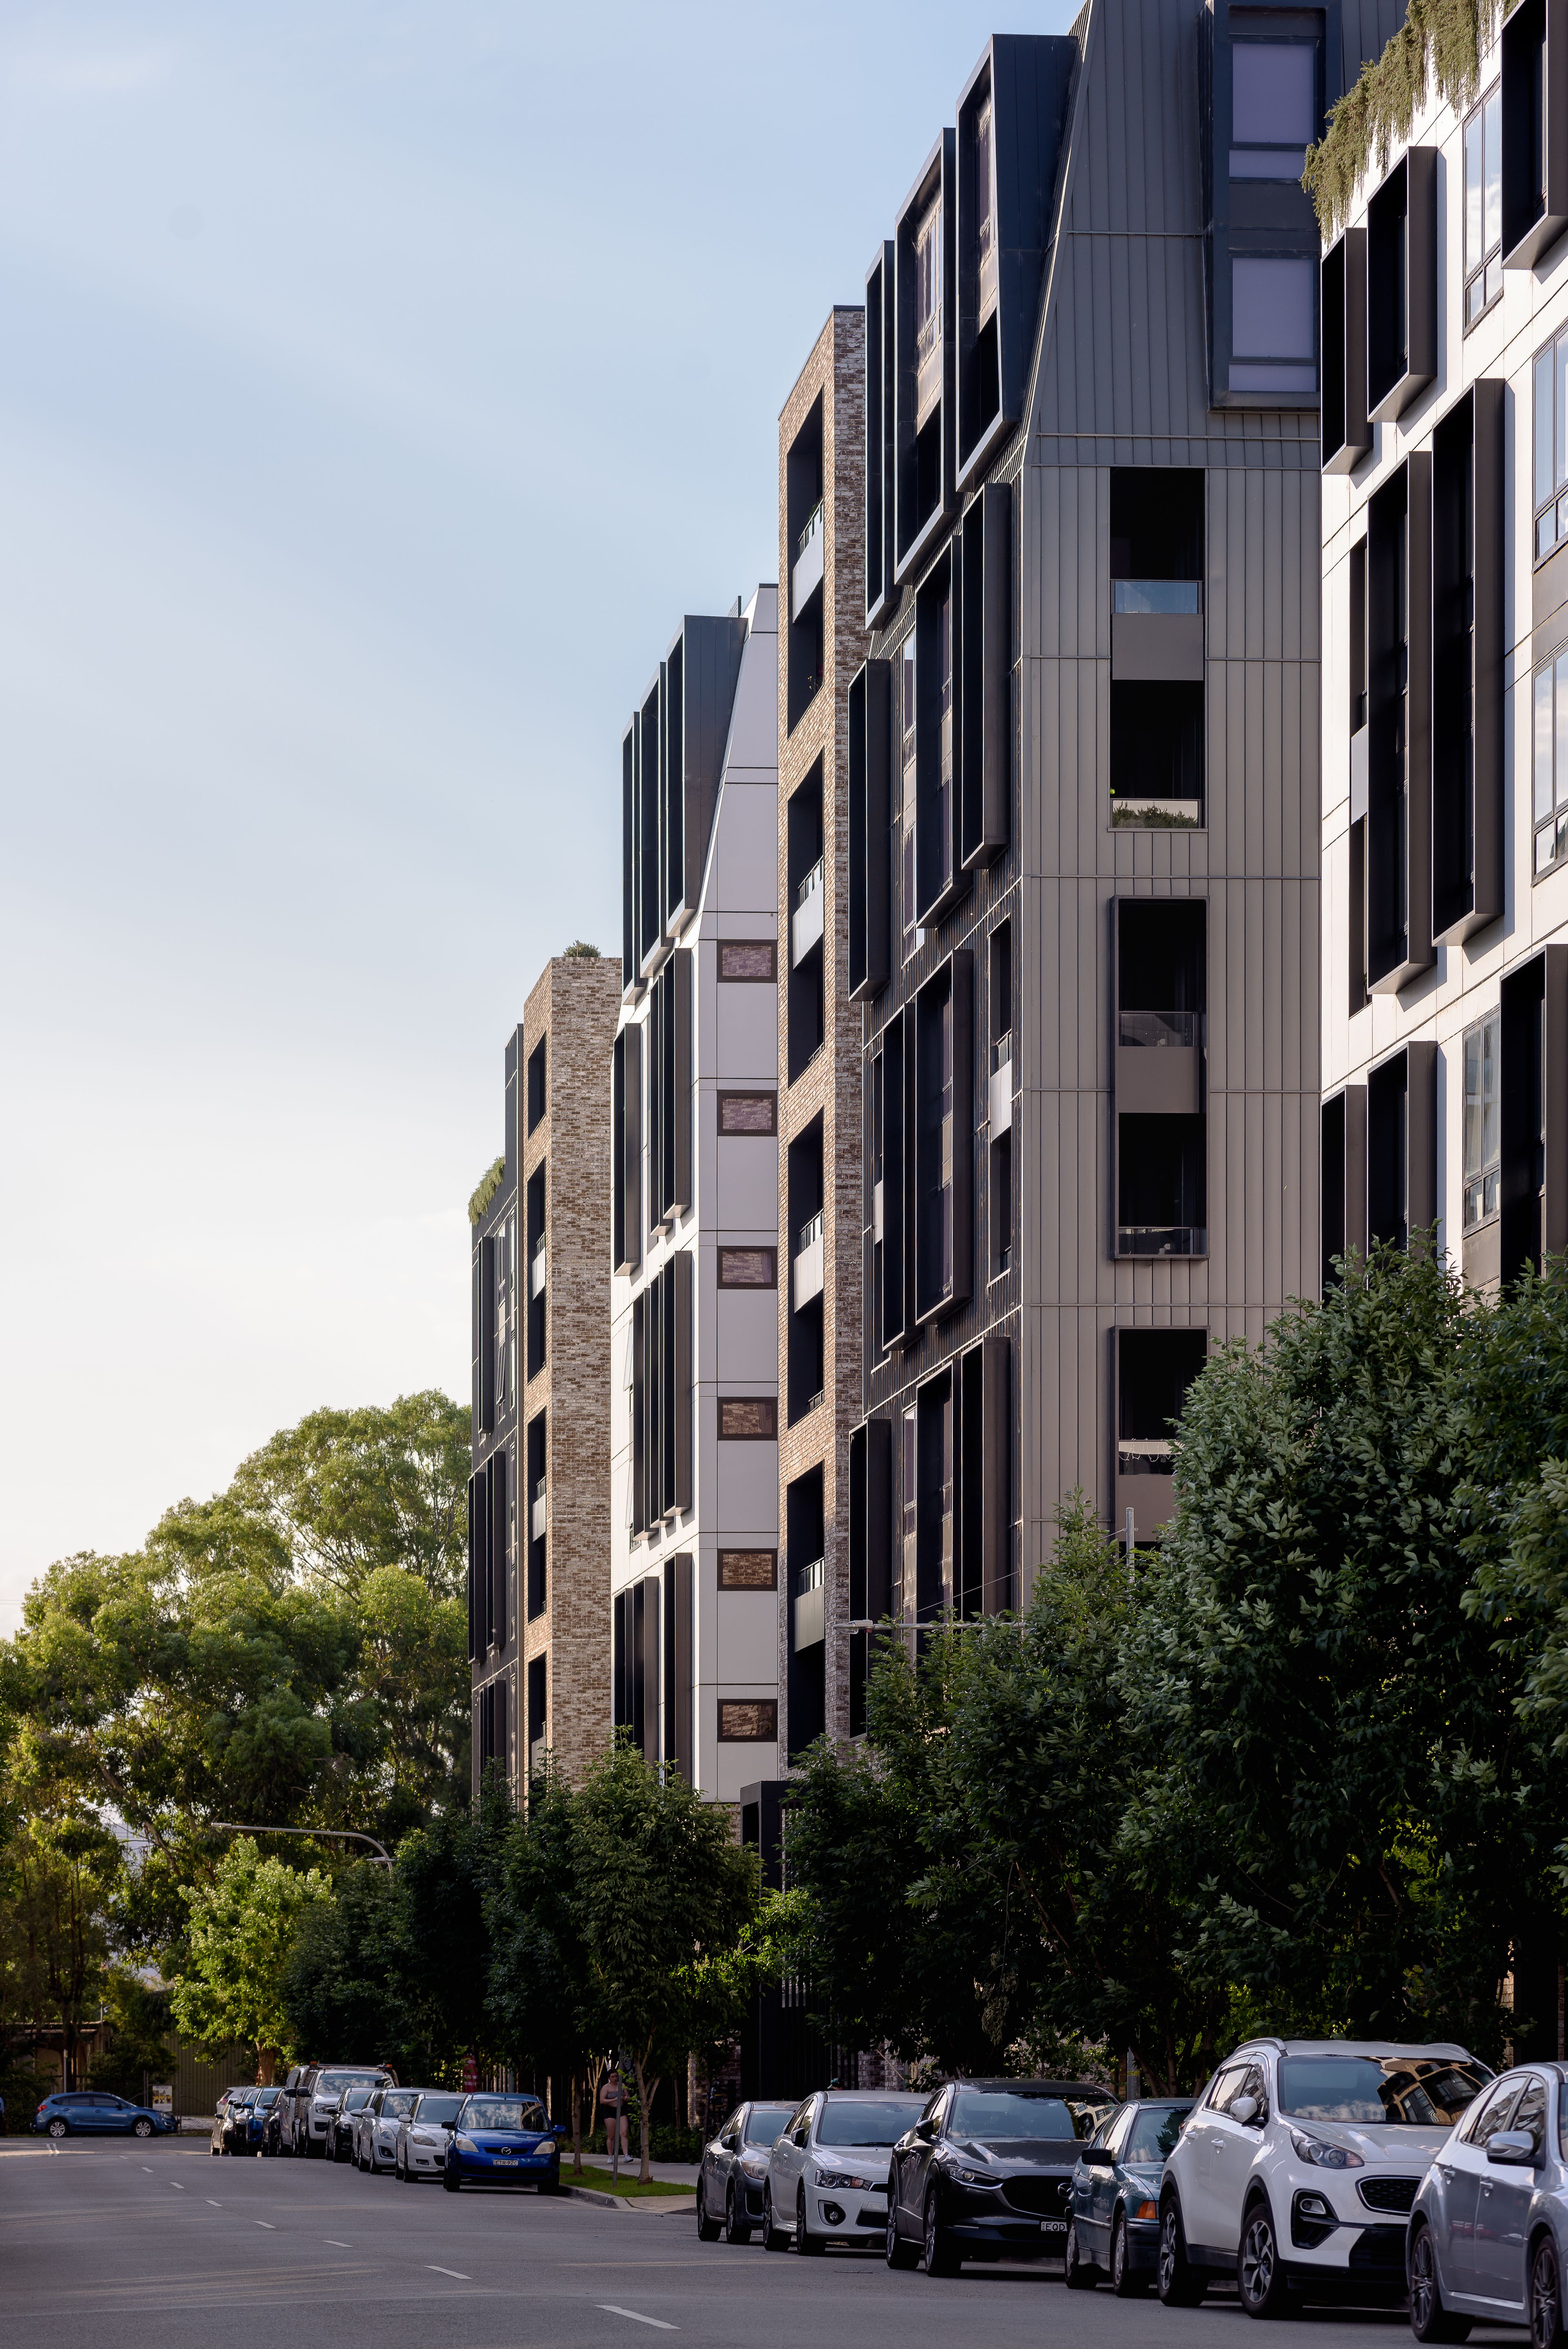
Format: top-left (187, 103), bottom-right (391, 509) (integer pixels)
top-left (468, 1154), bottom-right (506, 1226)
top-left (1303, 0), bottom-right (1508, 237)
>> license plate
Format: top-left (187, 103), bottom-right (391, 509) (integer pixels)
top-left (494, 2159), bottom-right (519, 2167)
top-left (1041, 2220), bottom-right (1066, 2233)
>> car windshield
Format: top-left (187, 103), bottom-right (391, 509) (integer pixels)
top-left (1278, 2057), bottom-right (1490, 2126)
top-left (229, 2091), bottom-right (255, 2108)
top-left (253, 2088), bottom-right (280, 2107)
top-left (950, 2089), bottom-right (1114, 2141)
top-left (317, 2072), bottom-right (383, 2094)
top-left (816, 2100), bottom-right (927, 2147)
top-left (383, 2092), bottom-right (418, 2117)
top-left (744, 2105), bottom-right (795, 2145)
top-left (341, 2089), bottom-right (374, 2111)
top-left (464, 2099), bottom-right (546, 2131)
top-left (1125, 2104), bottom-right (1194, 2163)
top-left (413, 2094), bottom-right (463, 2124)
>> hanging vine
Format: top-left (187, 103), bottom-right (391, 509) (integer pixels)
top-left (1303, 0), bottom-right (1510, 237)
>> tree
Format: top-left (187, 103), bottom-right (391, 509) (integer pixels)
top-left (228, 1393), bottom-right (470, 1601)
top-left (0, 1812), bottom-right (120, 2088)
top-left (572, 1746), bottom-right (757, 2181)
top-left (169, 1837), bottom-right (332, 2080)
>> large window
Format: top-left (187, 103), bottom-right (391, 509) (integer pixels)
top-left (1230, 40), bottom-right (1316, 178)
top-left (914, 194), bottom-right (942, 363)
top-left (1463, 1012), bottom-right (1500, 1232)
top-left (1535, 327), bottom-right (1568, 560)
top-left (1464, 86), bottom-right (1503, 325)
top-left (1533, 648), bottom-right (1568, 873)
top-left (900, 636), bottom-right (921, 960)
top-left (1230, 257), bottom-right (1316, 394)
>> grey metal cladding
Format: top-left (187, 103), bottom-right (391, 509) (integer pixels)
top-left (673, 614), bottom-right (747, 910)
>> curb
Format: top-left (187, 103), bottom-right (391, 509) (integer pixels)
top-left (561, 2182), bottom-right (697, 2212)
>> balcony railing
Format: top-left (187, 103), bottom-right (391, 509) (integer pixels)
top-left (530, 1478), bottom-right (547, 1541)
top-left (793, 1556), bottom-right (825, 1652)
top-left (1117, 1225), bottom-right (1206, 1257)
top-left (1118, 1009), bottom-right (1197, 1049)
top-left (1117, 1439), bottom-right (1176, 1475)
top-left (793, 1211), bottom-right (824, 1309)
top-left (791, 859), bottom-right (825, 966)
top-left (791, 503), bottom-right (824, 619)
top-left (795, 500), bottom-right (824, 560)
top-left (1112, 579), bottom-right (1202, 614)
top-left (530, 1239), bottom-right (546, 1298)
top-left (988, 1031), bottom-right (1013, 1136)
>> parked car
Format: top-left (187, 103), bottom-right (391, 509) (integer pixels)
top-left (270, 2066), bottom-right (308, 2154)
top-left (327, 2083), bottom-right (379, 2162)
top-left (218, 2088), bottom-right (257, 2154)
top-left (762, 2090), bottom-right (929, 2255)
top-left (696, 2100), bottom-right (797, 2243)
top-left (354, 2085), bottom-right (422, 2173)
top-left (886, 2077), bottom-right (1117, 2275)
top-left (34, 2089), bottom-right (176, 2141)
top-left (1065, 2097), bottom-right (1194, 2294)
top-left (227, 2086), bottom-right (284, 2156)
top-left (296, 2066), bottom-right (394, 2158)
top-left (443, 2093), bottom-right (564, 2192)
top-left (396, 2090), bottom-right (465, 2181)
top-left (1407, 2061), bottom-right (1568, 2341)
top-left (1157, 2037), bottom-right (1490, 2316)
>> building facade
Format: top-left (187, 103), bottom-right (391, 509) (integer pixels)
top-left (610, 585), bottom-right (784, 1801)
top-left (1320, 1), bottom-right (1568, 1294)
top-left (776, 311), bottom-right (870, 1761)
top-left (842, 0), bottom-right (1403, 1652)
top-left (468, 951), bottom-right (619, 1800)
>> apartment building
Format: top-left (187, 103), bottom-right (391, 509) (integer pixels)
top-left (1320, 0), bottom-right (1568, 1293)
top-left (841, 0), bottom-right (1404, 1645)
top-left (610, 586), bottom-right (783, 1801)
top-left (467, 951), bottom-right (619, 1800)
top-left (776, 312), bottom-right (869, 1761)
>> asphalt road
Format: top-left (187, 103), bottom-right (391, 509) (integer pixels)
top-left (0, 2138), bottom-right (1525, 2349)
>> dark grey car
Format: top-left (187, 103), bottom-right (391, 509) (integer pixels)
top-left (1066, 2099), bottom-right (1194, 2294)
top-left (696, 2101), bottom-right (797, 2244)
top-left (887, 2080), bottom-right (1118, 2275)
top-left (1408, 2062), bottom-right (1568, 2341)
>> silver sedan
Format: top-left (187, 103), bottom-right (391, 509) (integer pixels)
top-left (353, 2086), bottom-right (422, 2173)
top-left (394, 2090), bottom-right (465, 2182)
top-left (696, 2101), bottom-right (797, 2244)
top-left (1408, 2062), bottom-right (1564, 2339)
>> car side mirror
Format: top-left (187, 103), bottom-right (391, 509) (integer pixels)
top-left (1488, 2131), bottom-right (1537, 2166)
top-left (1231, 2095), bottom-right (1258, 2126)
top-left (554, 2123), bottom-right (567, 2137)
top-left (1083, 2147), bottom-right (1115, 2168)
top-left (915, 2119), bottom-right (936, 2142)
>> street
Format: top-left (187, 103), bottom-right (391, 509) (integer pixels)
top-left (0, 2139), bottom-right (1523, 2349)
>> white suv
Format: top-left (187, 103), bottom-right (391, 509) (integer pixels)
top-left (1157, 2038), bottom-right (1491, 2317)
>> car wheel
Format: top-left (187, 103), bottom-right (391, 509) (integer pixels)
top-left (796, 2185), bottom-right (826, 2257)
top-left (697, 2179), bottom-right (722, 2243)
top-left (762, 2184), bottom-right (788, 2252)
top-left (443, 2166), bottom-right (460, 2194)
top-left (1237, 2196), bottom-right (1295, 2320)
top-left (47, 2118), bottom-right (67, 2140)
top-left (725, 2182), bottom-right (753, 2245)
top-left (133, 2118), bottom-right (154, 2140)
top-left (1531, 2235), bottom-right (1562, 2349)
top-left (1064, 2218), bottom-right (1096, 2289)
top-left (1157, 2194), bottom-right (1206, 2307)
top-left (885, 2196), bottom-right (919, 2270)
top-left (1410, 2220), bottom-right (1472, 2343)
top-left (1111, 2208), bottom-right (1145, 2298)
top-left (922, 2186), bottom-right (958, 2277)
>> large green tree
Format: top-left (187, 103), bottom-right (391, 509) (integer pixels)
top-left (169, 1837), bottom-right (332, 2080)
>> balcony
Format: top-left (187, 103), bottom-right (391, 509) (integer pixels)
top-left (1117, 1224), bottom-right (1206, 1257)
top-left (1120, 1009), bottom-right (1196, 1048)
top-left (528, 1736), bottom-right (547, 1780)
top-left (530, 1240), bottom-right (546, 1299)
top-left (530, 1478), bottom-right (547, 1542)
top-left (1111, 579), bottom-right (1203, 683)
top-left (1117, 1437), bottom-right (1175, 1475)
top-left (793, 1556), bottom-right (825, 1651)
top-left (791, 858), bottom-right (824, 966)
top-left (791, 501), bottom-right (824, 618)
top-left (988, 1030), bottom-right (1013, 1136)
top-left (793, 1211), bottom-right (824, 1309)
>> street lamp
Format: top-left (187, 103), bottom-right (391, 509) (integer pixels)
top-left (207, 1822), bottom-right (394, 1868)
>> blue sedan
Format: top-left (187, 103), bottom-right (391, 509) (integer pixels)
top-left (1408, 2060), bottom-right (1568, 2340)
top-left (443, 2094), bottom-right (564, 2192)
top-left (34, 2090), bottom-right (176, 2140)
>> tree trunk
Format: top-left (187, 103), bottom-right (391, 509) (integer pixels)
top-left (257, 2048), bottom-right (278, 2086)
top-left (571, 2073), bottom-right (582, 2175)
top-left (632, 2054), bottom-right (659, 2185)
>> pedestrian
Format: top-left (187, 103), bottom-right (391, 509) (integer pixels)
top-left (599, 2070), bottom-right (629, 2160)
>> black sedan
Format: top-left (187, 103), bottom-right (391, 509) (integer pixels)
top-left (886, 2079), bottom-right (1118, 2276)
top-left (327, 2084), bottom-right (379, 2162)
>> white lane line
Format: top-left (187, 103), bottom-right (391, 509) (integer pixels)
top-left (256, 2220), bottom-right (276, 2229)
top-left (207, 2200), bottom-right (222, 2207)
top-left (141, 2166), bottom-right (153, 2173)
top-left (170, 2181), bottom-right (185, 2190)
top-left (325, 2239), bottom-right (350, 2247)
top-left (427, 2264), bottom-right (471, 2280)
top-left (597, 2308), bottom-right (676, 2331)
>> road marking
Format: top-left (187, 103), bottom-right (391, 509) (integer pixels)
top-left (325, 2239), bottom-right (350, 2247)
top-left (427, 2264), bottom-right (470, 2280)
top-left (256, 2220), bottom-right (276, 2229)
top-left (141, 2166), bottom-right (153, 2174)
top-left (170, 2182), bottom-right (185, 2190)
top-left (598, 2308), bottom-right (677, 2330)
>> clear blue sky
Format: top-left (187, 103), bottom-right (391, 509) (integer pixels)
top-left (0, 0), bottom-right (1073, 1628)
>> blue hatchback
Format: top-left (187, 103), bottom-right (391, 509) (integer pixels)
top-left (443, 2093), bottom-right (564, 2192)
top-left (34, 2091), bottom-right (176, 2140)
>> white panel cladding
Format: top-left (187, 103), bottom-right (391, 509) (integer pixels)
top-left (714, 978), bottom-right (777, 1081)
top-left (720, 584), bottom-right (779, 769)
top-left (716, 1287), bottom-right (777, 1380)
top-left (713, 1438), bottom-right (779, 1533)
top-left (704, 780), bottom-right (782, 909)
top-left (716, 1588), bottom-right (779, 1681)
top-left (712, 1741), bottom-right (780, 1802)
top-left (715, 1133), bottom-right (779, 1234)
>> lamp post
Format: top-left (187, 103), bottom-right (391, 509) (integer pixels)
top-left (207, 1822), bottom-right (394, 1868)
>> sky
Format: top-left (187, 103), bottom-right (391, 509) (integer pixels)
top-left (0, 0), bottom-right (1073, 1633)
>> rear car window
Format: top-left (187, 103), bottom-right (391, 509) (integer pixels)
top-left (950, 2088), bottom-right (1114, 2141)
top-left (816, 2099), bottom-right (927, 2147)
top-left (744, 2105), bottom-right (795, 2145)
top-left (1280, 2056), bottom-right (1489, 2126)
top-left (1125, 2104), bottom-right (1193, 2163)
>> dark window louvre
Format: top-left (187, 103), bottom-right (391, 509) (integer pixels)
top-left (1367, 150), bottom-right (1437, 423)
top-left (662, 1554), bottom-right (693, 1779)
top-left (1321, 228), bottom-right (1370, 472)
top-left (1432, 380), bottom-right (1506, 943)
top-left (1503, 0), bottom-right (1568, 270)
top-left (849, 659), bottom-right (893, 1000)
top-left (1321, 1086), bottom-right (1369, 1290)
top-left (1367, 457), bottom-right (1435, 991)
top-left (1367, 1042), bottom-right (1438, 1251)
top-left (960, 482), bottom-right (1011, 868)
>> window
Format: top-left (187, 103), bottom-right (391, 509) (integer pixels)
top-left (1463, 1014), bottom-right (1500, 1230)
top-left (717, 1699), bottom-right (777, 1741)
top-left (975, 98), bottom-right (993, 265)
top-left (1533, 649), bottom-right (1568, 873)
top-left (717, 1091), bottom-right (776, 1135)
top-left (718, 1247), bottom-right (775, 1287)
top-left (914, 954), bottom-right (974, 1319)
top-left (989, 922), bottom-right (1013, 1276)
top-left (718, 1550), bottom-right (777, 1590)
top-left (526, 1038), bottom-right (546, 1132)
top-left (1464, 87), bottom-right (1503, 323)
top-left (1535, 328), bottom-right (1568, 561)
top-left (526, 1410), bottom-right (546, 1619)
top-left (1118, 1115), bottom-right (1207, 1255)
top-left (899, 634), bottom-right (921, 960)
top-left (1229, 256), bottom-right (1316, 394)
top-left (915, 193), bottom-right (942, 364)
top-left (525, 1171), bottom-right (544, 1380)
top-left (717, 1396), bottom-right (776, 1440)
top-left (1230, 40), bottom-right (1316, 178)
